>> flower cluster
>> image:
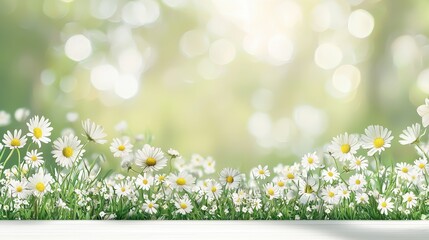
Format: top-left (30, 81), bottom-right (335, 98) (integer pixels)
top-left (1, 100), bottom-right (429, 220)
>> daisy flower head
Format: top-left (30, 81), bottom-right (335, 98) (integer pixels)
top-left (175, 196), bottom-right (193, 215)
top-left (28, 169), bottom-right (53, 197)
top-left (417, 98), bottom-right (429, 127)
top-left (110, 137), bottom-right (133, 158)
top-left (135, 144), bottom-right (168, 172)
top-left (338, 184), bottom-right (350, 200)
top-left (2, 129), bottom-right (27, 149)
top-left (399, 123), bottom-right (422, 145)
top-left (348, 174), bottom-right (367, 191)
top-left (349, 155), bottom-right (369, 171)
top-left (24, 149), bottom-right (44, 168)
top-left (361, 125), bottom-right (393, 156)
top-left (142, 199), bottom-right (158, 214)
top-left (26, 115), bottom-right (53, 148)
top-left (204, 180), bottom-right (223, 199)
top-left (298, 177), bottom-right (318, 204)
top-left (301, 152), bottom-right (320, 171)
top-left (52, 134), bottom-right (85, 168)
top-left (377, 197), bottom-right (394, 215)
top-left (321, 185), bottom-right (340, 205)
top-left (322, 167), bottom-right (340, 184)
top-left (136, 173), bottom-right (154, 191)
top-left (265, 183), bottom-right (280, 199)
top-left (9, 179), bottom-right (30, 199)
top-left (396, 162), bottom-right (413, 180)
top-left (328, 133), bottom-right (360, 162)
top-left (219, 168), bottom-right (242, 189)
top-left (167, 148), bottom-right (181, 158)
top-left (114, 182), bottom-right (133, 197)
top-left (414, 158), bottom-right (428, 173)
top-left (168, 172), bottom-right (196, 192)
top-left (355, 192), bottom-right (369, 204)
top-left (402, 192), bottom-right (417, 209)
top-left (82, 119), bottom-right (107, 144)
top-left (272, 176), bottom-right (287, 189)
top-left (252, 165), bottom-right (270, 180)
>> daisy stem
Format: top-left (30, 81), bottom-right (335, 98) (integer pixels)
top-left (0, 147), bottom-right (6, 161)
top-left (168, 156), bottom-right (174, 173)
top-left (0, 149), bottom-right (15, 179)
top-left (17, 149), bottom-right (21, 179)
top-left (374, 155), bottom-right (382, 193)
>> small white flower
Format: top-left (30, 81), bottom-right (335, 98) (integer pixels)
top-left (26, 116), bottom-right (53, 148)
top-left (301, 152), bottom-right (320, 171)
top-left (349, 155), bottom-right (369, 171)
top-left (321, 186), bottom-right (340, 205)
top-left (348, 174), bottom-right (367, 191)
top-left (52, 135), bottom-right (85, 168)
top-left (2, 129), bottom-right (27, 149)
top-left (417, 98), bottom-right (429, 127)
top-left (114, 182), bottom-right (132, 197)
top-left (110, 138), bottom-right (133, 158)
top-left (219, 168), bottom-right (242, 189)
top-left (399, 123), bottom-right (422, 145)
top-left (9, 180), bottom-right (30, 199)
top-left (175, 197), bottom-right (193, 215)
top-left (361, 125), bottom-right (394, 156)
top-left (355, 192), bottom-right (369, 204)
top-left (24, 149), bottom-right (44, 168)
top-left (82, 119), bottom-right (107, 144)
top-left (265, 183), bottom-right (280, 199)
top-left (402, 192), bottom-right (417, 209)
top-left (142, 199), bottom-right (158, 214)
top-left (204, 180), bottom-right (222, 199)
top-left (378, 197), bottom-right (393, 215)
top-left (396, 162), bottom-right (413, 180)
top-left (414, 158), bottom-right (428, 173)
top-left (328, 133), bottom-right (360, 162)
top-left (321, 167), bottom-right (339, 183)
top-left (168, 172), bottom-right (196, 192)
top-left (28, 169), bottom-right (53, 197)
top-left (167, 148), bottom-right (180, 158)
top-left (252, 165), bottom-right (270, 180)
top-left (136, 173), bottom-right (154, 191)
top-left (135, 144), bottom-right (168, 172)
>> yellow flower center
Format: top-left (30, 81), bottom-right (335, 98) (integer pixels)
top-left (62, 147), bottom-right (73, 158)
top-left (287, 173), bottom-right (295, 179)
top-left (118, 145), bottom-right (126, 151)
top-left (373, 137), bottom-right (385, 148)
top-left (267, 189), bottom-right (275, 196)
top-left (148, 203), bottom-right (154, 208)
top-left (36, 182), bottom-right (45, 192)
top-left (355, 179), bottom-right (361, 185)
top-left (381, 202), bottom-right (387, 208)
top-left (277, 181), bottom-right (285, 187)
top-left (143, 179), bottom-right (148, 185)
top-left (11, 138), bottom-right (21, 147)
top-left (226, 176), bottom-right (234, 183)
top-left (121, 187), bottom-right (126, 192)
top-left (305, 184), bottom-right (313, 194)
top-left (211, 186), bottom-right (217, 193)
top-left (419, 163), bottom-right (425, 169)
top-left (407, 197), bottom-right (413, 202)
top-left (176, 177), bottom-right (186, 186)
top-left (341, 144), bottom-right (351, 154)
top-left (258, 169), bottom-right (265, 175)
top-left (31, 155), bottom-right (38, 162)
top-left (16, 186), bottom-right (23, 192)
top-left (343, 190), bottom-right (348, 194)
top-left (146, 157), bottom-right (157, 166)
top-left (402, 167), bottom-right (408, 173)
top-left (356, 159), bottom-right (362, 166)
top-left (328, 172), bottom-right (334, 177)
top-left (307, 158), bottom-right (314, 164)
top-left (158, 175), bottom-right (165, 181)
top-left (180, 203), bottom-right (187, 209)
top-left (328, 191), bottom-right (335, 198)
top-left (33, 127), bottom-right (43, 139)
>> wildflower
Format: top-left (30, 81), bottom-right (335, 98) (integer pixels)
top-left (252, 165), bottom-right (270, 180)
top-left (2, 129), bottom-right (27, 149)
top-left (272, 176), bottom-right (287, 189)
top-left (52, 135), bottom-right (85, 168)
top-left (142, 199), bottom-right (158, 214)
top-left (321, 167), bottom-right (339, 183)
top-left (361, 125), bottom-right (393, 156)
top-left (328, 133), bottom-right (360, 162)
top-left (414, 158), bottom-right (428, 173)
top-left (355, 192), bottom-right (369, 204)
top-left (9, 180), bottom-right (29, 199)
top-left (0, 110), bottom-right (11, 126)
top-left (155, 174), bottom-right (167, 185)
top-left (82, 119), bottom-right (107, 144)
top-left (24, 149), bottom-right (44, 168)
top-left (399, 123), bottom-right (422, 145)
top-left (301, 152), bottom-right (320, 171)
top-left (417, 98), bottom-right (429, 127)
top-left (167, 148), bottom-right (180, 158)
top-left (396, 162), bottom-right (413, 180)
top-left (377, 197), bottom-right (394, 215)
top-left (265, 183), bottom-right (280, 199)
top-left (175, 197), bottom-right (193, 215)
top-left (321, 186), bottom-right (340, 205)
top-left (168, 172), bottom-right (196, 192)
top-left (402, 192), bottom-right (417, 209)
top-left (348, 174), bottom-right (367, 191)
top-left (204, 180), bottom-right (222, 199)
top-left (203, 156), bottom-right (216, 174)
top-left (338, 184), bottom-right (350, 199)
top-left (14, 108), bottom-right (30, 122)
top-left (26, 116), bottom-right (53, 148)
top-left (110, 138), bottom-right (133, 158)
top-left (135, 144), bottom-right (168, 172)
top-left (136, 173), bottom-right (154, 191)
top-left (349, 155), bottom-right (369, 171)
top-left (114, 182), bottom-right (132, 197)
top-left (28, 169), bottom-right (53, 197)
top-left (298, 178), bottom-right (318, 204)
top-left (219, 168), bottom-right (242, 189)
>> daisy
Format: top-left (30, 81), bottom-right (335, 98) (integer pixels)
top-left (348, 174), bottom-right (367, 191)
top-left (252, 165), bottom-right (270, 180)
top-left (2, 129), bottom-right (27, 149)
top-left (24, 149), bottom-right (44, 168)
top-left (51, 135), bottom-right (85, 168)
top-left (328, 133), bottom-right (360, 162)
top-left (298, 177), bottom-right (318, 204)
top-left (155, 174), bottom-right (167, 185)
top-left (175, 196), bottom-right (193, 215)
top-left (378, 197), bottom-right (394, 215)
top-left (167, 148), bottom-right (181, 158)
top-left (114, 182), bottom-right (132, 197)
top-left (142, 199), bottom-right (158, 214)
top-left (301, 152), bottom-right (320, 171)
top-left (399, 123), bottom-right (422, 145)
top-left (203, 156), bottom-right (216, 174)
top-left (26, 115), bottom-right (53, 148)
top-left (265, 183), bottom-right (280, 199)
top-left (168, 172), bottom-right (196, 192)
top-left (402, 192), bottom-right (417, 209)
top-left (110, 138), bottom-right (133, 158)
top-left (417, 98), bottom-right (429, 127)
top-left (9, 179), bottom-right (29, 199)
top-left (135, 144), bottom-right (168, 172)
top-left (136, 173), bottom-right (154, 190)
top-left (349, 155), bottom-right (369, 171)
top-left (219, 168), bottom-right (242, 189)
top-left (321, 167), bottom-right (340, 184)
top-left (272, 176), bottom-right (287, 189)
top-left (321, 185), bottom-right (340, 205)
top-left (28, 169), bottom-right (53, 197)
top-left (204, 180), bottom-right (223, 199)
top-left (361, 125), bottom-right (394, 156)
top-left (355, 192), bottom-right (369, 204)
top-left (82, 119), bottom-right (107, 144)
top-left (284, 167), bottom-right (298, 182)
top-left (338, 184), bottom-right (350, 200)
top-left (414, 158), bottom-right (428, 173)
top-left (396, 162), bottom-right (412, 180)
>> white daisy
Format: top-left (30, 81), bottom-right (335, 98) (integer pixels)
top-left (396, 162), bottom-right (412, 180)
top-left (355, 192), bottom-right (369, 204)
top-left (109, 138), bottom-right (133, 158)
top-left (321, 167), bottom-right (340, 184)
top-left (361, 125), bottom-right (394, 156)
top-left (298, 177), bottom-right (318, 204)
top-left (348, 174), bottom-right (367, 191)
top-left (328, 133), bottom-right (360, 162)
top-left (155, 174), bottom-right (167, 185)
top-left (9, 179), bottom-right (29, 199)
top-left (82, 119), bottom-right (107, 144)
top-left (142, 199), bottom-right (158, 214)
top-left (265, 183), bottom-right (280, 199)
top-left (378, 197), bottom-right (393, 215)
top-left (252, 165), bottom-right (270, 180)
top-left (28, 169), bottom-right (53, 197)
top-left (24, 149), bottom-right (44, 168)
top-left (349, 155), bottom-right (369, 171)
top-left (2, 129), bottom-right (27, 149)
top-left (114, 182), bottom-right (132, 197)
top-left (204, 180), bottom-right (223, 199)
top-left (219, 168), bottom-right (242, 189)
top-left (175, 196), bottom-right (193, 215)
top-left (402, 192), bottom-right (417, 209)
top-left (135, 144), bottom-right (168, 172)
top-left (284, 167), bottom-right (298, 182)
top-left (168, 172), bottom-right (196, 192)
top-left (301, 152), bottom-right (320, 171)
top-left (167, 148), bottom-right (181, 158)
top-left (272, 176), bottom-right (287, 189)
top-left (203, 156), bottom-right (216, 174)
top-left (321, 185), bottom-right (340, 205)
top-left (26, 115), bottom-right (53, 148)
top-left (399, 123), bottom-right (422, 145)
top-left (417, 98), bottom-right (429, 127)
top-left (52, 135), bottom-right (85, 168)
top-left (414, 158), bottom-right (428, 173)
top-left (338, 184), bottom-right (350, 200)
top-left (136, 173), bottom-right (154, 191)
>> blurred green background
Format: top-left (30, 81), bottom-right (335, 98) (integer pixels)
top-left (1, 0), bottom-right (428, 172)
